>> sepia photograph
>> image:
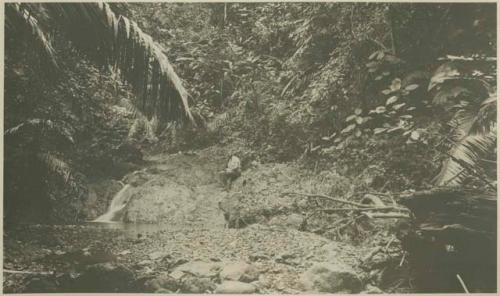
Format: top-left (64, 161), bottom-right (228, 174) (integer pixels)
top-left (3, 2), bottom-right (497, 294)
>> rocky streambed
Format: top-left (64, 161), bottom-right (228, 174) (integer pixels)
top-left (4, 146), bottom-right (409, 293)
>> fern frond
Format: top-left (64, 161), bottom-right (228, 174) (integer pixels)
top-left (38, 152), bottom-right (73, 184)
top-left (127, 118), bottom-right (144, 140)
top-left (119, 98), bottom-right (143, 119)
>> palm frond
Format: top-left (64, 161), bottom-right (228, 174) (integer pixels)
top-left (5, 119), bottom-right (74, 144)
top-left (38, 152), bottom-right (73, 185)
top-left (434, 130), bottom-right (496, 186)
top-left (6, 3), bottom-right (195, 126)
top-left (470, 94), bottom-right (497, 135)
top-left (5, 3), bottom-right (58, 69)
top-left (434, 94), bottom-right (497, 186)
top-left (47, 3), bottom-right (196, 126)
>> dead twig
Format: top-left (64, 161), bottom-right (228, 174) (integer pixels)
top-left (384, 235), bottom-right (396, 249)
top-left (283, 192), bottom-right (367, 208)
top-left (362, 246), bottom-right (383, 262)
top-left (329, 214), bottom-right (365, 233)
top-left (456, 274), bottom-right (470, 293)
top-left (399, 252), bottom-right (406, 267)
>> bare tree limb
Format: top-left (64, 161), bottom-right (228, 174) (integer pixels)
top-left (283, 192), bottom-right (367, 208)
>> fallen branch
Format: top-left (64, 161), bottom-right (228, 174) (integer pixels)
top-left (363, 212), bottom-right (410, 219)
top-left (4, 269), bottom-right (54, 275)
top-left (283, 192), bottom-right (367, 208)
top-left (362, 246), bottom-right (383, 262)
top-left (320, 206), bottom-right (409, 213)
top-left (438, 55), bottom-right (496, 62)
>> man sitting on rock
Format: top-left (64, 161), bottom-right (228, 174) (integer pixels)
top-left (221, 155), bottom-right (241, 190)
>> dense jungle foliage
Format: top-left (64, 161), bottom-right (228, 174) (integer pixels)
top-left (4, 3), bottom-right (496, 223)
top-left (3, 3), bottom-right (497, 294)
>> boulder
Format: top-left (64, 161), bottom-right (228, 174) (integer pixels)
top-left (285, 213), bottom-right (305, 229)
top-left (219, 261), bottom-right (259, 282)
top-left (215, 280), bottom-right (257, 294)
top-left (124, 178), bottom-right (193, 223)
top-left (180, 275), bottom-right (216, 293)
top-left (361, 284), bottom-right (384, 294)
top-left (155, 288), bottom-right (173, 293)
top-left (144, 272), bottom-right (180, 292)
top-left (148, 251), bottom-right (167, 261)
top-left (173, 261), bottom-right (221, 278)
top-left (300, 262), bottom-right (362, 293)
top-left (269, 213), bottom-right (304, 230)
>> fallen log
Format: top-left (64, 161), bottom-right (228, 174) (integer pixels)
top-left (397, 187), bottom-right (496, 293)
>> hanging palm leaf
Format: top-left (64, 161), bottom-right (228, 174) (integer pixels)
top-left (434, 95), bottom-right (497, 187)
top-left (5, 3), bottom-right (58, 69)
top-left (5, 3), bottom-right (196, 126)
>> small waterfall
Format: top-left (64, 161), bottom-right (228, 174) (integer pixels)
top-left (93, 184), bottom-right (132, 223)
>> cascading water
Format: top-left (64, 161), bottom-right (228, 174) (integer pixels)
top-left (93, 184), bottom-right (132, 223)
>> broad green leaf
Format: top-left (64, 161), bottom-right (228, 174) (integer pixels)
top-left (355, 116), bottom-right (363, 125)
top-left (355, 108), bottom-right (362, 115)
top-left (382, 89), bottom-right (392, 95)
top-left (374, 128), bottom-right (387, 134)
top-left (428, 63), bottom-right (460, 90)
top-left (387, 126), bottom-right (402, 133)
top-left (341, 124), bottom-right (356, 134)
top-left (399, 115), bottom-right (413, 119)
top-left (345, 114), bottom-right (357, 122)
top-left (384, 54), bottom-right (400, 64)
top-left (374, 106), bottom-right (386, 114)
top-left (386, 96), bottom-right (398, 105)
top-left (432, 86), bottom-right (470, 105)
top-left (410, 130), bottom-right (420, 140)
top-left (369, 51), bottom-right (379, 60)
top-left (393, 103), bottom-right (406, 110)
top-left (390, 78), bottom-right (402, 91)
top-left (355, 129), bottom-right (362, 137)
top-left (405, 84), bottom-right (419, 91)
